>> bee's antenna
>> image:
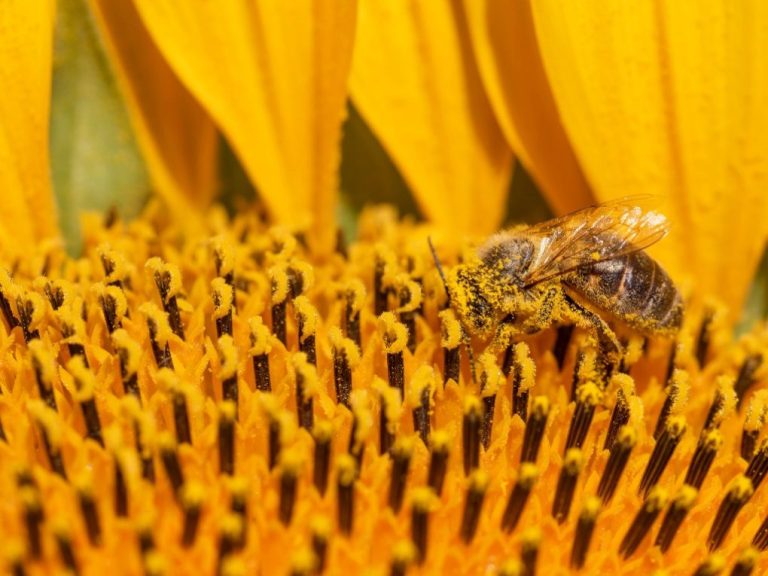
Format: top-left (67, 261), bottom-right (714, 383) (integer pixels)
top-left (427, 237), bottom-right (477, 384)
top-left (427, 237), bottom-right (450, 306)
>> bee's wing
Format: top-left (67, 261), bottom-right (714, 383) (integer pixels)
top-left (521, 203), bottom-right (669, 288)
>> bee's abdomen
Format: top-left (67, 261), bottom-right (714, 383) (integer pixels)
top-left (565, 251), bottom-right (682, 333)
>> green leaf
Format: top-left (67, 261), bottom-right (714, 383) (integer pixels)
top-left (50, 0), bottom-right (150, 254)
top-left (736, 242), bottom-right (768, 337)
top-left (338, 103), bottom-right (419, 241)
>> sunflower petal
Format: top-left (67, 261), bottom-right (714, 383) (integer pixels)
top-left (531, 0), bottom-right (768, 316)
top-left (0, 0), bottom-right (58, 248)
top-left (132, 0), bottom-right (357, 254)
top-left (349, 0), bottom-right (512, 236)
top-left (88, 0), bottom-right (218, 216)
top-left (462, 0), bottom-right (592, 215)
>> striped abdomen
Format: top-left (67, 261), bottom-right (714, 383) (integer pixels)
top-left (564, 250), bottom-right (683, 334)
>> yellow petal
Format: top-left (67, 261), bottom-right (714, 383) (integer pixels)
top-left (531, 0), bottom-right (768, 317)
top-left (0, 0), bottom-right (59, 247)
top-left (349, 0), bottom-right (512, 236)
top-left (88, 0), bottom-right (217, 217)
top-left (462, 0), bottom-right (593, 215)
top-left (132, 0), bottom-right (357, 254)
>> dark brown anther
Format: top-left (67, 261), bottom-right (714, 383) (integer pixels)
top-left (180, 482), bottom-right (204, 548)
top-left (374, 252), bottom-right (389, 315)
top-left (460, 471), bottom-right (488, 544)
top-left (217, 514), bottom-right (244, 574)
top-left (597, 426), bottom-right (637, 504)
top-left (731, 547), bottom-right (758, 576)
top-left (111, 329), bottom-right (142, 403)
top-left (754, 511), bottom-right (768, 550)
top-left (388, 437), bottom-right (415, 513)
top-left (123, 397), bottom-right (154, 482)
top-left (735, 354), bottom-right (763, 408)
top-left (619, 486), bottom-right (668, 558)
top-left (218, 336), bottom-right (239, 420)
top-left (16, 293), bottom-right (41, 342)
top-left (427, 431), bottom-right (450, 496)
top-left (68, 358), bottom-right (104, 447)
top-left (137, 521), bottom-right (155, 555)
top-left (463, 397), bottom-right (482, 477)
top-left (707, 475), bottom-right (754, 551)
top-left (695, 309), bottom-right (715, 367)
top-left (295, 296), bottom-right (318, 365)
top-left (29, 340), bottom-right (57, 411)
top-left (229, 478), bottom-right (248, 550)
top-left (337, 455), bottom-right (356, 536)
top-left (564, 383), bottom-right (601, 452)
top-left (570, 349), bottom-right (586, 401)
top-left (268, 416), bottom-right (281, 471)
top-left (159, 433), bottom-right (185, 499)
top-left (477, 353), bottom-right (501, 449)
top-left (520, 528), bottom-right (541, 576)
top-left (32, 409), bottom-right (67, 479)
top-left (552, 449), bottom-right (584, 524)
top-left (570, 496), bottom-right (601, 570)
top-left (745, 438), bottom-right (768, 490)
top-left (293, 353), bottom-right (317, 431)
top-left (439, 309), bottom-right (462, 387)
top-left (18, 485), bottom-right (43, 559)
top-left (219, 402), bottom-right (236, 476)
top-left (390, 541), bottom-right (417, 576)
top-left (269, 265), bottom-right (290, 346)
top-left (741, 393), bottom-right (766, 461)
top-left (0, 418), bottom-right (6, 443)
top-left (411, 489), bottom-right (436, 564)
top-left (114, 455), bottom-right (128, 517)
top-left (77, 484), bottom-right (102, 546)
top-left (639, 416), bottom-right (686, 497)
top-left (394, 276), bottom-right (422, 353)
top-left (98, 285), bottom-right (126, 334)
top-left (656, 485), bottom-right (697, 553)
top-left (249, 317), bottom-right (272, 392)
top-left (653, 369), bottom-right (688, 441)
top-left (553, 324), bottom-right (575, 371)
top-left (501, 464), bottom-right (538, 533)
top-left (684, 430), bottom-right (722, 489)
top-left (378, 383), bottom-right (400, 456)
top-left (311, 517), bottom-right (331, 572)
top-left (511, 343), bottom-right (535, 422)
top-left (702, 378), bottom-right (736, 433)
top-left (211, 278), bottom-right (233, 338)
top-left (412, 385), bottom-right (432, 446)
top-left (521, 397), bottom-right (549, 464)
top-left (54, 528), bottom-right (79, 575)
top-left (99, 247), bottom-right (129, 289)
top-left (157, 370), bottom-right (192, 445)
top-left (146, 258), bottom-right (186, 340)
top-left (664, 340), bottom-right (678, 386)
top-left (379, 312), bottom-right (407, 396)
top-left (693, 554), bottom-right (726, 576)
top-left (313, 422), bottom-right (333, 497)
top-left (278, 453), bottom-right (301, 526)
top-left (604, 382), bottom-right (631, 451)
top-left (0, 271), bottom-right (20, 329)
top-left (142, 304), bottom-right (174, 370)
top-left (343, 280), bottom-right (364, 349)
top-left (330, 328), bottom-right (358, 408)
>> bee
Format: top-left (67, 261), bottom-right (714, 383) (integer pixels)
top-left (441, 202), bottom-right (683, 362)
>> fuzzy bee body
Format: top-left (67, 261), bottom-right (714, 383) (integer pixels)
top-left (446, 203), bottom-right (683, 359)
top-left (563, 238), bottom-right (682, 334)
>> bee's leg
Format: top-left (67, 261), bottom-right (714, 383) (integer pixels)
top-left (562, 293), bottom-right (621, 376)
top-left (518, 286), bottom-right (562, 335)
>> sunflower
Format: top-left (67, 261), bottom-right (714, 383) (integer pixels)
top-left (1, 1), bottom-right (767, 575)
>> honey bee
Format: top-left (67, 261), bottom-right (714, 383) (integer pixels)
top-left (441, 202), bottom-right (683, 363)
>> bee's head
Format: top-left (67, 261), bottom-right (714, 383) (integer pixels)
top-left (477, 235), bottom-right (534, 285)
top-left (446, 264), bottom-right (498, 338)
